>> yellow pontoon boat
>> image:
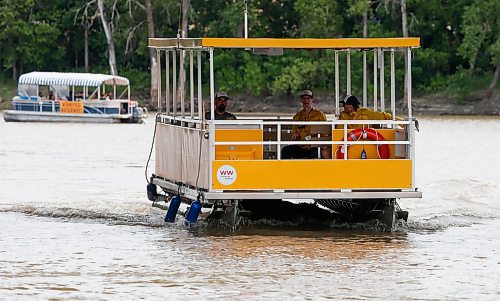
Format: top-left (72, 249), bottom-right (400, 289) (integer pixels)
top-left (146, 37), bottom-right (422, 230)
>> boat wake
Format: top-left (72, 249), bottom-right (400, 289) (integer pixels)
top-left (0, 203), bottom-right (166, 228)
top-left (1, 197), bottom-right (498, 233)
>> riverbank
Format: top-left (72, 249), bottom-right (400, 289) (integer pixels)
top-left (1, 89), bottom-right (498, 116)
top-left (226, 89), bottom-right (500, 116)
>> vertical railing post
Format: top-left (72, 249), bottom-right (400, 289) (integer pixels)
top-left (407, 48), bottom-right (413, 118)
top-left (277, 123), bottom-right (282, 160)
top-left (209, 48), bottom-right (215, 121)
top-left (180, 50), bottom-right (185, 120)
top-left (390, 49), bottom-right (396, 123)
top-left (363, 50), bottom-right (367, 107)
top-left (343, 123), bottom-right (348, 160)
top-left (380, 49), bottom-right (385, 112)
top-left (197, 50), bottom-right (202, 121)
top-left (190, 50), bottom-right (194, 120)
top-left (156, 49), bottom-right (161, 110)
top-left (335, 50), bottom-right (339, 116)
top-left (208, 47), bottom-right (215, 191)
top-left (166, 50), bottom-right (170, 115)
top-left (373, 48), bottom-right (378, 111)
top-left (172, 50), bottom-right (177, 118)
top-left (346, 49), bottom-right (351, 95)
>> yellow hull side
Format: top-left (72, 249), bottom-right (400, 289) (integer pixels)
top-left (212, 159), bottom-right (412, 190)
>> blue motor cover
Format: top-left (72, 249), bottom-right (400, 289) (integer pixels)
top-left (165, 196), bottom-right (182, 223)
top-left (147, 183), bottom-right (158, 201)
top-left (185, 200), bottom-right (202, 225)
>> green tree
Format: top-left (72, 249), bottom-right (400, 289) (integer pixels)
top-left (0, 0), bottom-right (63, 79)
top-left (458, 0), bottom-right (499, 96)
top-left (294, 0), bottom-right (340, 38)
top-left (271, 56), bottom-right (318, 95)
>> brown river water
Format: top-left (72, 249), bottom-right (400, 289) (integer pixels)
top-left (1, 115), bottom-right (499, 300)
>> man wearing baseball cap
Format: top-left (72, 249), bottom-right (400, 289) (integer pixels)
top-left (205, 91), bottom-right (237, 120)
top-left (338, 95), bottom-right (395, 129)
top-left (281, 89), bottom-right (327, 159)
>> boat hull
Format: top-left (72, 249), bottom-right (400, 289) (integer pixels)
top-left (2, 110), bottom-right (142, 124)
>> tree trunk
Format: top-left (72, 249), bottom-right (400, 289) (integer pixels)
top-left (97, 0), bottom-right (118, 76)
top-left (487, 63), bottom-right (499, 99)
top-left (401, 0), bottom-right (409, 109)
top-left (177, 0), bottom-right (189, 112)
top-left (181, 0), bottom-right (189, 39)
top-left (84, 20), bottom-right (89, 72)
top-left (145, 0), bottom-right (158, 107)
top-left (12, 61), bottom-right (17, 81)
top-left (362, 7), bottom-right (368, 38)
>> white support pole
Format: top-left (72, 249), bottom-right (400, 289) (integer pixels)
top-left (156, 50), bottom-right (161, 109)
top-left (209, 48), bottom-right (215, 121)
top-left (172, 50), bottom-right (177, 117)
top-left (373, 48), bottom-right (378, 111)
top-left (407, 48), bottom-right (413, 118)
top-left (166, 50), bottom-right (170, 114)
top-left (410, 117), bottom-right (415, 188)
top-left (190, 50), bottom-right (194, 119)
top-left (335, 50), bottom-right (339, 116)
top-left (244, 0), bottom-right (248, 38)
top-left (363, 51), bottom-right (367, 107)
top-left (390, 49), bottom-right (396, 121)
top-left (277, 123), bottom-right (282, 160)
top-left (209, 47), bottom-right (215, 191)
top-left (197, 51), bottom-right (202, 120)
top-left (346, 49), bottom-right (351, 95)
top-left (380, 49), bottom-right (385, 112)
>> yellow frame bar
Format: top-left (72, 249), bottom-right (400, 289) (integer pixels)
top-left (201, 38), bottom-right (420, 49)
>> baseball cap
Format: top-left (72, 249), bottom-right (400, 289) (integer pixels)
top-left (341, 95), bottom-right (360, 106)
top-left (300, 90), bottom-right (313, 97)
top-left (215, 91), bottom-right (229, 99)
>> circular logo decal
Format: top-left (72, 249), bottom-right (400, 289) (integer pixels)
top-left (217, 165), bottom-right (237, 186)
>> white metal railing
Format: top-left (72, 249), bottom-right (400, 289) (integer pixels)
top-left (157, 116), bottom-right (415, 161)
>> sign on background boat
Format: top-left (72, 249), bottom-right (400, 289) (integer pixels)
top-left (3, 72), bottom-right (146, 123)
top-left (146, 37), bottom-right (422, 231)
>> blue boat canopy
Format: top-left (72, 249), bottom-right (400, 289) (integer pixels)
top-left (18, 72), bottom-right (130, 87)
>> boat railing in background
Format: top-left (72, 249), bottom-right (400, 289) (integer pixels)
top-left (12, 99), bottom-right (59, 113)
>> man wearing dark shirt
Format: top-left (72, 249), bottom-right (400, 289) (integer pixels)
top-left (205, 91), bottom-right (237, 120)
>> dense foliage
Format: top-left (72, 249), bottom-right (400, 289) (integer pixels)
top-left (0, 0), bottom-right (498, 100)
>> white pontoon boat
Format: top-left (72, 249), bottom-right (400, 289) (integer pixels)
top-left (3, 72), bottom-right (146, 123)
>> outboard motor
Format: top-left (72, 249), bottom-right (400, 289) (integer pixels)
top-left (165, 195), bottom-right (182, 223)
top-left (185, 197), bottom-right (202, 225)
top-left (133, 107), bottom-right (144, 120)
top-left (147, 183), bottom-right (158, 201)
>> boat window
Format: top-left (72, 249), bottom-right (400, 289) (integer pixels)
top-left (18, 84), bottom-right (37, 98)
top-left (52, 85), bottom-right (69, 100)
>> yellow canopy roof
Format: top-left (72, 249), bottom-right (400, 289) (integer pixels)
top-left (149, 37), bottom-right (420, 49)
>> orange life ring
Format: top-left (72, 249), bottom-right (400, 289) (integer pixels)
top-left (336, 128), bottom-right (390, 159)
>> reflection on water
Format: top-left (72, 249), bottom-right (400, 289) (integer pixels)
top-left (1, 116), bottom-right (499, 299)
top-left (191, 227), bottom-right (409, 261)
